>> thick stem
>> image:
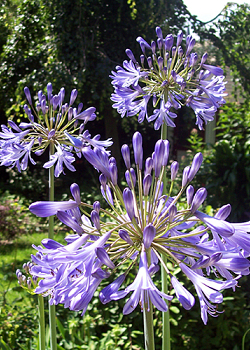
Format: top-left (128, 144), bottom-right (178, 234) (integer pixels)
top-left (48, 144), bottom-right (54, 240)
top-left (161, 255), bottom-right (171, 350)
top-left (48, 143), bottom-right (57, 350)
top-left (143, 299), bottom-right (155, 350)
top-left (38, 295), bottom-right (46, 350)
top-left (143, 248), bottom-right (155, 350)
top-left (160, 123), bottom-right (171, 350)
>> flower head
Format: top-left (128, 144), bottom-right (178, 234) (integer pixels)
top-left (0, 83), bottom-right (112, 176)
top-left (111, 27), bottom-right (227, 130)
top-left (28, 132), bottom-right (248, 322)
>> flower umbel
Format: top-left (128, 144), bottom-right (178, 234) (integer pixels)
top-left (110, 27), bottom-right (227, 130)
top-left (28, 132), bottom-right (249, 323)
top-left (0, 84), bottom-right (112, 176)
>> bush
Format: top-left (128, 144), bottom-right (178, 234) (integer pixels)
top-left (185, 102), bottom-right (250, 222)
top-left (0, 192), bottom-right (42, 240)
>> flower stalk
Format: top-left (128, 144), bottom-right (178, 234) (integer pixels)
top-left (161, 119), bottom-right (171, 350)
top-left (48, 146), bottom-right (57, 350)
top-left (27, 131), bottom-right (249, 335)
top-left (143, 298), bottom-right (155, 350)
top-left (38, 295), bottom-right (45, 350)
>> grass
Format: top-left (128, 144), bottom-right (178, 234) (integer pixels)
top-left (0, 231), bottom-right (66, 305)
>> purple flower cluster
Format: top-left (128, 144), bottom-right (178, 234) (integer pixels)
top-left (27, 132), bottom-right (250, 324)
top-left (110, 27), bottom-right (227, 130)
top-left (0, 84), bottom-right (112, 177)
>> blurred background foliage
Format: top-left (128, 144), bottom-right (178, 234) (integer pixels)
top-left (1, 0), bottom-right (250, 349)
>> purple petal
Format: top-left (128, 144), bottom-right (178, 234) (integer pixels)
top-left (29, 200), bottom-right (78, 217)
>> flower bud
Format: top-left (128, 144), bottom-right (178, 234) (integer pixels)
top-left (145, 157), bottom-right (153, 175)
top-left (190, 187), bottom-right (207, 213)
top-left (125, 168), bottom-right (136, 189)
top-left (91, 210), bottom-right (100, 230)
top-left (176, 31), bottom-right (183, 47)
top-left (136, 36), bottom-right (151, 53)
top-left (143, 224), bottom-right (156, 249)
top-left (123, 188), bottom-right (135, 220)
top-left (109, 162), bottom-right (118, 186)
top-left (157, 38), bottom-right (163, 50)
top-left (121, 144), bottom-right (130, 169)
top-left (132, 132), bottom-right (143, 170)
top-left (215, 204), bottom-right (231, 220)
top-left (200, 52), bottom-right (208, 65)
top-left (99, 174), bottom-right (107, 188)
top-left (119, 229), bottom-right (133, 245)
top-left (182, 166), bottom-right (190, 187)
top-left (48, 129), bottom-right (55, 140)
top-left (93, 201), bottom-right (101, 214)
top-left (165, 34), bottom-right (174, 51)
top-left (47, 82), bottom-right (52, 100)
top-left (70, 183), bottom-right (81, 204)
top-left (169, 205), bottom-right (177, 223)
top-left (101, 185), bottom-right (113, 205)
top-left (154, 140), bottom-right (165, 177)
top-left (59, 87), bottom-right (65, 105)
top-left (147, 56), bottom-right (153, 68)
top-left (69, 89), bottom-right (78, 106)
top-left (178, 46), bottom-right (183, 57)
top-left (96, 247), bottom-right (115, 269)
top-left (171, 161), bottom-right (179, 181)
top-left (140, 54), bottom-right (145, 66)
top-left (188, 152), bottom-right (203, 182)
top-left (151, 41), bottom-right (156, 54)
top-left (186, 37), bottom-right (196, 55)
top-left (24, 87), bottom-right (32, 105)
top-left (190, 52), bottom-right (198, 67)
top-left (125, 49), bottom-right (136, 63)
top-left (158, 56), bottom-right (164, 70)
top-left (186, 185), bottom-right (194, 206)
top-left (143, 174), bottom-right (152, 196)
top-left (156, 26), bottom-right (163, 39)
top-left (52, 95), bottom-right (60, 110)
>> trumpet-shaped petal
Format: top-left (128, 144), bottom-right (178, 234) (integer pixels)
top-left (110, 251), bottom-right (172, 314)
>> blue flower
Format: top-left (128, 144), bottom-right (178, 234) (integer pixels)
top-left (180, 263), bottom-right (237, 324)
top-left (28, 132), bottom-right (249, 321)
top-left (0, 83), bottom-right (112, 176)
top-left (110, 251), bottom-right (172, 314)
top-left (110, 26), bottom-right (227, 130)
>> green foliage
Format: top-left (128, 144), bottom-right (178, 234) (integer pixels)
top-left (0, 191), bottom-right (43, 240)
top-left (184, 102), bottom-right (250, 221)
top-left (206, 102), bottom-right (250, 221)
top-left (0, 297), bottom-right (38, 349)
top-left (195, 3), bottom-right (250, 98)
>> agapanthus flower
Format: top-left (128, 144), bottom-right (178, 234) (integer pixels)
top-left (110, 27), bottom-right (227, 130)
top-left (27, 132), bottom-right (249, 323)
top-left (0, 83), bottom-right (112, 176)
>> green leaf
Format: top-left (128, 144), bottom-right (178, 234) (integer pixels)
top-left (0, 339), bottom-right (12, 350)
top-left (56, 317), bottom-right (66, 339)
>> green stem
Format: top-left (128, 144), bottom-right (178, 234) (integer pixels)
top-left (48, 143), bottom-right (57, 350)
top-left (161, 255), bottom-right (171, 350)
top-left (160, 123), bottom-right (171, 350)
top-left (143, 248), bottom-right (155, 350)
top-left (38, 295), bottom-right (46, 350)
top-left (242, 328), bottom-right (250, 350)
top-left (49, 144), bottom-right (54, 240)
top-left (143, 299), bottom-right (155, 350)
